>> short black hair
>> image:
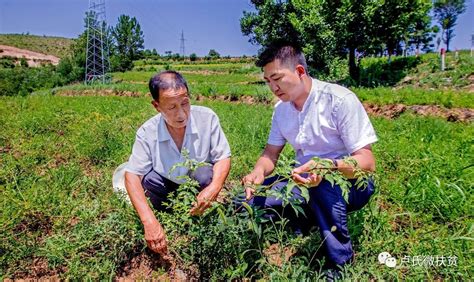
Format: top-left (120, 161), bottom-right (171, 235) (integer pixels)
top-left (148, 70), bottom-right (189, 101)
top-left (256, 42), bottom-right (307, 72)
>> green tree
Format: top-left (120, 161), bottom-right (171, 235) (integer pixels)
top-left (189, 53), bottom-right (198, 61)
top-left (111, 15), bottom-right (145, 71)
top-left (208, 49), bottom-right (221, 59)
top-left (409, 21), bottom-right (439, 54)
top-left (241, 0), bottom-right (433, 82)
top-left (241, 0), bottom-right (300, 47)
top-left (433, 0), bottom-right (466, 51)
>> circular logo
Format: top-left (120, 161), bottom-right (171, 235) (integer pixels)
top-left (385, 257), bottom-right (397, 268)
top-left (378, 252), bottom-right (391, 264)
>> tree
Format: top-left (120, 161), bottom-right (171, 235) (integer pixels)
top-left (189, 53), bottom-right (197, 61)
top-left (367, 0), bottom-right (432, 58)
top-left (241, 0), bottom-right (433, 82)
top-left (409, 23), bottom-right (439, 54)
top-left (208, 49), bottom-right (220, 59)
top-left (112, 15), bottom-right (145, 71)
top-left (433, 0), bottom-right (466, 51)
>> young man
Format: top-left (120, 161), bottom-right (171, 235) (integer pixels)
top-left (242, 44), bottom-right (378, 269)
top-left (125, 70), bottom-right (231, 255)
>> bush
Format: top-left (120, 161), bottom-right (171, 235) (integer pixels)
top-left (358, 56), bottom-right (421, 87)
top-left (0, 57), bottom-right (16, 68)
top-left (0, 65), bottom-right (65, 96)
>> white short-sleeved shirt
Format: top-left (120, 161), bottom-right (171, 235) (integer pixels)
top-left (268, 78), bottom-right (377, 164)
top-left (125, 105), bottom-right (231, 183)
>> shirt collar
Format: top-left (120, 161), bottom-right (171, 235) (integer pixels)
top-left (157, 112), bottom-right (198, 142)
top-left (185, 112), bottom-right (199, 136)
top-left (157, 115), bottom-right (171, 142)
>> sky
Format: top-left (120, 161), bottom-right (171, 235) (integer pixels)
top-left (0, 0), bottom-right (473, 56)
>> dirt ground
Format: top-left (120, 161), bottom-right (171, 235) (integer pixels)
top-left (0, 44), bottom-right (60, 66)
top-left (363, 103), bottom-right (474, 122)
top-left (114, 248), bottom-right (196, 281)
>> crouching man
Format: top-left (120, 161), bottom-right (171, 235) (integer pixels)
top-left (242, 43), bottom-right (377, 273)
top-left (124, 70), bottom-right (231, 255)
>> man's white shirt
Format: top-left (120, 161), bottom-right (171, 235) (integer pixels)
top-left (125, 106), bottom-right (231, 183)
top-left (268, 78), bottom-right (378, 164)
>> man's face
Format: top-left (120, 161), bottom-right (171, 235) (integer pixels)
top-left (152, 87), bottom-right (190, 129)
top-left (263, 59), bottom-right (305, 102)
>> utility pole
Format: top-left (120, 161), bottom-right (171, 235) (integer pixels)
top-left (180, 30), bottom-right (186, 60)
top-left (471, 34), bottom-right (474, 57)
top-left (85, 0), bottom-right (111, 84)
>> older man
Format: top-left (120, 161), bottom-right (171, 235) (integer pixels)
top-left (242, 43), bottom-right (377, 271)
top-left (125, 70), bottom-right (231, 255)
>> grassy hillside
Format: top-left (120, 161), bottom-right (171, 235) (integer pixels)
top-left (358, 50), bottom-right (474, 90)
top-left (0, 34), bottom-right (73, 58)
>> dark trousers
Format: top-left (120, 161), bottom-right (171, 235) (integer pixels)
top-left (247, 175), bottom-right (375, 266)
top-left (141, 165), bottom-right (213, 211)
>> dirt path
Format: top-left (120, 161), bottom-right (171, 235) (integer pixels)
top-left (0, 44), bottom-right (60, 66)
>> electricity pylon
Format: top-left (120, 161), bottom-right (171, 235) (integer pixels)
top-left (85, 0), bottom-right (111, 84)
top-left (180, 30), bottom-right (186, 59)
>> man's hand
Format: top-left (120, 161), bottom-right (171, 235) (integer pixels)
top-left (143, 218), bottom-right (167, 255)
top-left (190, 184), bottom-right (220, 216)
top-left (242, 171), bottom-right (265, 200)
top-left (291, 160), bottom-right (323, 187)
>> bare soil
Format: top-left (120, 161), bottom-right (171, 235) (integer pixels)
top-left (8, 257), bottom-right (65, 281)
top-left (13, 211), bottom-right (53, 239)
top-left (114, 248), bottom-right (196, 281)
top-left (364, 103), bottom-right (474, 122)
top-left (0, 44), bottom-right (60, 66)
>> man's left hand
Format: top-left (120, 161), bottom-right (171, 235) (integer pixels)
top-left (291, 160), bottom-right (323, 187)
top-left (190, 185), bottom-right (220, 216)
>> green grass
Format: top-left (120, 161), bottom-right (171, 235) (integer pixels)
top-left (357, 50), bottom-right (474, 89)
top-left (402, 51), bottom-right (474, 89)
top-left (0, 34), bottom-right (73, 58)
top-left (353, 87), bottom-right (474, 108)
top-left (133, 62), bottom-right (260, 75)
top-left (112, 70), bottom-right (272, 100)
top-left (1, 95), bottom-right (472, 279)
top-left (34, 83), bottom-right (150, 97)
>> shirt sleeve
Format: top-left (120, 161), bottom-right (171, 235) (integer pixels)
top-left (267, 111), bottom-right (286, 146)
top-left (125, 128), bottom-right (153, 175)
top-left (334, 93), bottom-right (378, 154)
top-left (209, 114), bottom-right (231, 163)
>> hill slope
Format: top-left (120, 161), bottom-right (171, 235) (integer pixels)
top-left (0, 34), bottom-right (74, 58)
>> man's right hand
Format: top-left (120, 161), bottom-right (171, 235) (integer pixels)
top-left (242, 171), bottom-right (265, 200)
top-left (143, 218), bottom-right (167, 255)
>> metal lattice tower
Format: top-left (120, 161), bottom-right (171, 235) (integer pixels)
top-left (180, 30), bottom-right (186, 59)
top-left (85, 0), bottom-right (111, 84)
